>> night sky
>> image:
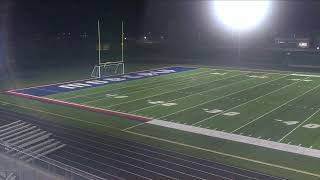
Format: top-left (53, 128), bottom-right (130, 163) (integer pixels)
top-left (2, 0), bottom-right (320, 68)
top-left (4, 1), bottom-right (320, 39)
top-left (13, 0), bottom-right (144, 37)
top-left (0, 0), bottom-right (320, 41)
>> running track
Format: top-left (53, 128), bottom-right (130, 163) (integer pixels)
top-left (0, 108), bottom-right (287, 180)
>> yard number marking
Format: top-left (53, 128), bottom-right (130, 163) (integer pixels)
top-left (210, 72), bottom-right (227, 75)
top-left (303, 124), bottom-right (320, 129)
top-left (289, 79), bottom-right (313, 82)
top-left (248, 75), bottom-right (268, 79)
top-left (147, 100), bottom-right (177, 107)
top-left (203, 109), bottom-right (240, 117)
top-left (105, 94), bottom-right (128, 99)
top-left (274, 119), bottom-right (320, 129)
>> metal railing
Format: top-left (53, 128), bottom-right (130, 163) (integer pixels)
top-left (0, 141), bottom-right (104, 180)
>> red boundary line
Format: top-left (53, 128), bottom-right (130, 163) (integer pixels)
top-left (5, 91), bottom-right (152, 123)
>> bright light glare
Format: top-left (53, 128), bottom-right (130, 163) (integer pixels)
top-left (212, 0), bottom-right (270, 31)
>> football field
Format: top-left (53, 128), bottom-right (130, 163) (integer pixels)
top-left (7, 66), bottom-right (320, 156)
top-left (4, 65), bottom-right (320, 179)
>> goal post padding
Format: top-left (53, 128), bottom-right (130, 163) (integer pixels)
top-left (91, 61), bottom-right (124, 78)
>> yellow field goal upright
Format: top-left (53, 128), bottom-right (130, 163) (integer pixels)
top-left (91, 20), bottom-right (125, 78)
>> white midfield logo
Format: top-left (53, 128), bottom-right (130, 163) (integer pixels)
top-left (58, 69), bottom-right (177, 90)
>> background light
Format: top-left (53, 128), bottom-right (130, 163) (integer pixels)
top-left (212, 0), bottom-right (271, 31)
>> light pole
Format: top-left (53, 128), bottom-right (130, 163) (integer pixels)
top-left (238, 31), bottom-right (241, 61)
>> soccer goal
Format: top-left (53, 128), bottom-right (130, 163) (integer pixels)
top-left (91, 61), bottom-right (124, 78)
top-left (91, 20), bottom-right (125, 78)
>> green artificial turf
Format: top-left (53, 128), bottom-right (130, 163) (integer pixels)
top-left (2, 64), bottom-right (320, 179)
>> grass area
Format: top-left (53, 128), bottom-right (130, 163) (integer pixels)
top-left (2, 64), bottom-right (320, 179)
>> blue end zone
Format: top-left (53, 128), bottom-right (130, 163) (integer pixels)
top-left (14, 66), bottom-right (197, 97)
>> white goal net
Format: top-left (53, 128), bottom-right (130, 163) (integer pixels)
top-left (91, 61), bottom-right (124, 78)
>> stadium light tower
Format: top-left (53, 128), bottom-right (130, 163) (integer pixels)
top-left (211, 0), bottom-right (271, 60)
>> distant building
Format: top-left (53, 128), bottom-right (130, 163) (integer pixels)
top-left (55, 32), bottom-right (89, 40)
top-left (274, 37), bottom-right (311, 49)
top-left (80, 32), bottom-right (88, 39)
top-left (56, 32), bottom-right (72, 40)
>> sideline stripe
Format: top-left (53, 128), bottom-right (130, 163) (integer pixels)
top-left (125, 130), bottom-right (320, 178)
top-left (148, 120), bottom-right (320, 159)
top-left (5, 91), bottom-right (152, 123)
top-left (0, 100), bottom-right (121, 130)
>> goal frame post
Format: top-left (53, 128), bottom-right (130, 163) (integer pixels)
top-left (91, 20), bottom-right (125, 78)
top-left (91, 61), bottom-right (125, 78)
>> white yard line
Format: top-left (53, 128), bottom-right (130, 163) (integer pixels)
top-left (278, 108), bottom-right (320, 142)
top-left (159, 74), bottom-right (288, 120)
top-left (102, 72), bottom-right (248, 108)
top-left (79, 69), bottom-right (232, 105)
top-left (130, 72), bottom-right (255, 113)
top-left (232, 81), bottom-right (320, 133)
top-left (193, 75), bottom-right (304, 126)
top-left (61, 67), bottom-right (251, 101)
top-left (61, 69), bottom-right (213, 101)
top-left (148, 120), bottom-right (320, 159)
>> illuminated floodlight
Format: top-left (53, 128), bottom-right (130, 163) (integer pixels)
top-left (212, 0), bottom-right (271, 31)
